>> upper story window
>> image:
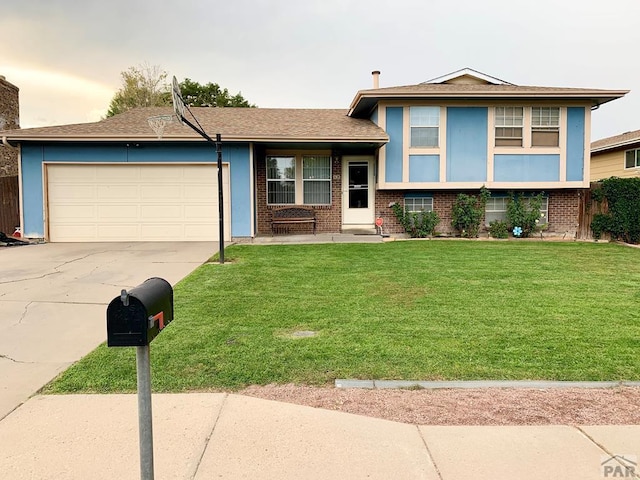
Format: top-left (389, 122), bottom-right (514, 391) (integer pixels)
top-left (410, 106), bottom-right (439, 147)
top-left (495, 107), bottom-right (523, 146)
top-left (531, 107), bottom-right (560, 147)
top-left (625, 149), bottom-right (640, 169)
top-left (267, 154), bottom-right (332, 205)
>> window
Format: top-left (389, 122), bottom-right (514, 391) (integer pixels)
top-left (267, 154), bottom-right (332, 205)
top-left (495, 107), bottom-right (523, 146)
top-left (267, 156), bottom-right (295, 204)
top-left (410, 107), bottom-right (439, 147)
top-left (405, 196), bottom-right (433, 213)
top-left (625, 149), bottom-right (640, 169)
top-left (485, 196), bottom-right (549, 226)
top-left (303, 155), bottom-right (331, 204)
top-left (485, 197), bottom-right (509, 225)
top-left (531, 107), bottom-right (560, 147)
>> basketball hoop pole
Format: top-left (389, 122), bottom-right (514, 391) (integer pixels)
top-left (177, 115), bottom-right (225, 264)
top-left (170, 75), bottom-right (224, 264)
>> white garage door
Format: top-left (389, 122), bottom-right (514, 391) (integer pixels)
top-left (46, 164), bottom-right (231, 242)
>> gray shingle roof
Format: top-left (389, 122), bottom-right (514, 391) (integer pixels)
top-left (592, 129), bottom-right (640, 153)
top-left (0, 107), bottom-right (388, 143)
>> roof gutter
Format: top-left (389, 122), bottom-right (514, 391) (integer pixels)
top-left (2, 135), bottom-right (389, 144)
top-left (349, 89), bottom-right (629, 116)
top-left (592, 139), bottom-right (640, 154)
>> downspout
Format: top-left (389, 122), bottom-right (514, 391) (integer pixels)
top-left (2, 136), bottom-right (17, 148)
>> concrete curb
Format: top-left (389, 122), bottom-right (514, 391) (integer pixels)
top-left (335, 379), bottom-right (640, 389)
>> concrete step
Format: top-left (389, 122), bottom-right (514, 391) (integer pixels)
top-left (341, 226), bottom-right (377, 235)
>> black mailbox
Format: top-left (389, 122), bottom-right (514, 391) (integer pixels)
top-left (107, 277), bottom-right (174, 347)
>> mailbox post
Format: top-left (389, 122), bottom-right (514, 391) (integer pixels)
top-left (107, 277), bottom-right (174, 480)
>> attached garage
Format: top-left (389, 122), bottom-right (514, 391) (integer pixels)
top-left (45, 163), bottom-right (231, 242)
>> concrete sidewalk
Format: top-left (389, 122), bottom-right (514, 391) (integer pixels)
top-left (0, 393), bottom-right (637, 480)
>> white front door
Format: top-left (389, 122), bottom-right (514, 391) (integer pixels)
top-left (342, 156), bottom-right (375, 226)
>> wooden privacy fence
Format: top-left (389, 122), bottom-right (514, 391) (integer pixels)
top-left (576, 182), bottom-right (608, 240)
top-left (0, 176), bottom-right (19, 235)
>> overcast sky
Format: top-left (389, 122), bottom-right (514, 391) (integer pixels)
top-left (1, 0), bottom-right (638, 140)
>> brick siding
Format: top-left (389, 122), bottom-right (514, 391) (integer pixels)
top-left (256, 153), bottom-right (343, 235)
top-left (376, 189), bottom-right (582, 236)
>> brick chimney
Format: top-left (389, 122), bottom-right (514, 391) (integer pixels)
top-left (0, 76), bottom-right (19, 177)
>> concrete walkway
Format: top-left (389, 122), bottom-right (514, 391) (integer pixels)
top-left (0, 393), bottom-right (637, 479)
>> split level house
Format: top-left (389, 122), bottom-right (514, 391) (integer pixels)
top-left (591, 129), bottom-right (640, 181)
top-left (0, 68), bottom-right (628, 242)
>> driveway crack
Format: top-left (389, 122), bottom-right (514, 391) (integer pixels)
top-left (17, 302), bottom-right (33, 324)
top-left (0, 251), bottom-right (111, 285)
top-left (0, 354), bottom-right (33, 364)
top-left (0, 270), bottom-right (61, 284)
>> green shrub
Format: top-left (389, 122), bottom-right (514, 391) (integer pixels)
top-left (488, 220), bottom-right (509, 239)
top-left (451, 186), bottom-right (490, 238)
top-left (506, 192), bottom-right (545, 238)
top-left (391, 203), bottom-right (440, 238)
top-left (590, 177), bottom-right (640, 244)
top-left (591, 213), bottom-right (612, 241)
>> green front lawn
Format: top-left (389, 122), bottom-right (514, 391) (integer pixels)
top-left (46, 241), bottom-right (640, 393)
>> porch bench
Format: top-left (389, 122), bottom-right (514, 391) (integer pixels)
top-left (271, 206), bottom-right (317, 235)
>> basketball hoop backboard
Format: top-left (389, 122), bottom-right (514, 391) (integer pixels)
top-left (172, 76), bottom-right (185, 125)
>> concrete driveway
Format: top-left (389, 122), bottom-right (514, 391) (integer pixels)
top-left (0, 242), bottom-right (217, 420)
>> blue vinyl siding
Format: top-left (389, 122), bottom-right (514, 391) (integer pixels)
top-left (566, 107), bottom-right (585, 181)
top-left (409, 155), bottom-right (439, 182)
top-left (20, 142), bottom-right (252, 238)
top-left (371, 107), bottom-right (379, 126)
top-left (446, 107), bottom-right (488, 182)
top-left (494, 154), bottom-right (560, 182)
top-left (21, 145), bottom-right (45, 237)
top-left (385, 107), bottom-right (404, 182)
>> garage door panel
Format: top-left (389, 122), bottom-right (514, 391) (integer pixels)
top-left (140, 224), bottom-right (186, 239)
top-left (183, 167), bottom-right (215, 181)
top-left (184, 224), bottom-right (217, 239)
top-left (140, 184), bottom-right (182, 200)
top-left (54, 205), bottom-right (96, 220)
top-left (97, 224), bottom-right (142, 239)
top-left (99, 166), bottom-right (141, 182)
top-left (53, 225), bottom-right (99, 241)
top-left (186, 185), bottom-right (218, 200)
top-left (143, 165), bottom-right (188, 182)
top-left (184, 205), bottom-right (217, 219)
top-left (49, 165), bottom-right (96, 182)
top-left (140, 204), bottom-right (183, 220)
top-left (97, 205), bottom-right (139, 220)
top-left (97, 184), bottom-right (140, 201)
top-left (49, 184), bottom-right (96, 201)
top-left (47, 164), bottom-right (230, 242)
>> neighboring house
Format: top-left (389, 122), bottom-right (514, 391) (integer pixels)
top-left (591, 129), bottom-right (640, 181)
top-left (0, 68), bottom-right (628, 242)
